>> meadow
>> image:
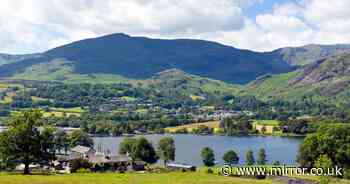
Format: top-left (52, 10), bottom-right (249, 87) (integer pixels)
top-left (165, 121), bottom-right (221, 133)
top-left (0, 172), bottom-right (272, 184)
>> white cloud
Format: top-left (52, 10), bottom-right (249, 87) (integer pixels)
top-left (304, 0), bottom-right (350, 33)
top-left (1, 0), bottom-right (350, 54)
top-left (256, 14), bottom-right (308, 32)
top-left (221, 0), bottom-right (350, 51)
top-left (0, 0), bottom-right (249, 54)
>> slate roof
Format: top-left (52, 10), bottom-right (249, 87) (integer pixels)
top-left (167, 163), bottom-right (196, 169)
top-left (71, 145), bottom-right (93, 154)
top-left (88, 154), bottom-right (132, 164)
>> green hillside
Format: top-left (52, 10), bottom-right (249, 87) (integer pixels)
top-left (144, 69), bottom-right (240, 97)
top-left (9, 60), bottom-right (240, 100)
top-left (11, 59), bottom-right (130, 84)
top-left (244, 53), bottom-right (350, 104)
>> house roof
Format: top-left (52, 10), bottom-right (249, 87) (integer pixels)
top-left (167, 163), bottom-right (196, 169)
top-left (71, 145), bottom-right (93, 154)
top-left (88, 154), bottom-right (132, 164)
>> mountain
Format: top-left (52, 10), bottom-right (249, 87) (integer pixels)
top-left (0, 33), bottom-right (294, 84)
top-left (272, 44), bottom-right (350, 66)
top-left (245, 53), bottom-right (350, 104)
top-left (1, 33), bottom-right (349, 85)
top-left (0, 53), bottom-right (41, 66)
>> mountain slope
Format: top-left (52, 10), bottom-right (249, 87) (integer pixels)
top-left (11, 59), bottom-right (130, 84)
top-left (0, 33), bottom-right (294, 84)
top-left (0, 53), bottom-right (41, 66)
top-left (245, 53), bottom-right (350, 104)
top-left (144, 68), bottom-right (240, 97)
top-left (9, 59), bottom-right (240, 99)
top-left (1, 33), bottom-right (349, 84)
top-left (272, 44), bottom-right (350, 66)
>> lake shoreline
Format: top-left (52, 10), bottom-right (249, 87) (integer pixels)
top-left (93, 134), bottom-right (303, 166)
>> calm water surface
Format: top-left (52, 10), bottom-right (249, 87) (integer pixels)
top-left (93, 134), bottom-right (303, 166)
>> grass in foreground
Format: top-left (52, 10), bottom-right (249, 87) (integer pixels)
top-left (0, 172), bottom-right (272, 184)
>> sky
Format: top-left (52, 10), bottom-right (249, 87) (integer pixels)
top-left (1, 0), bottom-right (350, 54)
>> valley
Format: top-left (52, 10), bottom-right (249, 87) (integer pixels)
top-left (0, 34), bottom-right (350, 183)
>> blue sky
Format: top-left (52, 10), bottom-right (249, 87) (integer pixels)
top-left (1, 0), bottom-right (350, 54)
top-left (246, 0), bottom-right (279, 19)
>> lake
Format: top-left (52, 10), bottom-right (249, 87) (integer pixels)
top-left (93, 134), bottom-right (303, 166)
top-left (0, 126), bottom-right (6, 133)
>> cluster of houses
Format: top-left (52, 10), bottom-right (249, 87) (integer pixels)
top-left (52, 145), bottom-right (196, 173)
top-left (190, 110), bottom-right (254, 122)
top-left (54, 145), bottom-right (146, 173)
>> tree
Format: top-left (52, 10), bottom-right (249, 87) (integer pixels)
top-left (131, 137), bottom-right (158, 164)
top-left (54, 130), bottom-right (69, 154)
top-left (69, 130), bottom-right (93, 148)
top-left (315, 155), bottom-right (332, 172)
top-left (118, 138), bottom-right (137, 155)
top-left (246, 149), bottom-right (255, 165)
top-left (0, 109), bottom-right (56, 174)
top-left (316, 155), bottom-right (332, 184)
top-left (257, 148), bottom-right (267, 165)
top-left (157, 137), bottom-right (175, 167)
top-left (39, 127), bottom-right (57, 165)
top-left (222, 150), bottom-right (239, 165)
top-left (298, 124), bottom-right (350, 170)
top-left (201, 147), bottom-right (215, 167)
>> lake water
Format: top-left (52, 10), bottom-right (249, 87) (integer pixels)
top-left (93, 134), bottom-right (303, 166)
top-left (0, 126), bottom-right (6, 132)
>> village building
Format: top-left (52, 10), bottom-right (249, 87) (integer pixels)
top-left (54, 145), bottom-right (145, 173)
top-left (167, 163), bottom-right (196, 172)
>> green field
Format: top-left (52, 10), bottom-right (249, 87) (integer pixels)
top-left (165, 121), bottom-right (221, 133)
top-left (253, 120), bottom-right (280, 126)
top-left (0, 172), bottom-right (272, 184)
top-left (0, 172), bottom-right (348, 184)
top-left (42, 107), bottom-right (85, 117)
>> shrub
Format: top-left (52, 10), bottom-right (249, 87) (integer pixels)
top-left (69, 158), bottom-right (91, 173)
top-left (344, 169), bottom-right (350, 180)
top-left (206, 168), bottom-right (214, 174)
top-left (76, 168), bottom-right (91, 173)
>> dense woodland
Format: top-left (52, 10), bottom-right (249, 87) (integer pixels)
top-left (0, 81), bottom-right (349, 136)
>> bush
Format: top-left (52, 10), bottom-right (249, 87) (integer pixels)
top-left (76, 168), bottom-right (91, 173)
top-left (206, 168), bottom-right (214, 174)
top-left (272, 160), bottom-right (281, 166)
top-left (344, 169), bottom-right (350, 180)
top-left (69, 158), bottom-right (91, 173)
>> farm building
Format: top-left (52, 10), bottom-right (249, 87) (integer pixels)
top-left (167, 163), bottom-right (196, 171)
top-left (54, 145), bottom-right (144, 173)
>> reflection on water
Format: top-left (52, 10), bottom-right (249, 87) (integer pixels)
top-left (93, 134), bottom-right (303, 166)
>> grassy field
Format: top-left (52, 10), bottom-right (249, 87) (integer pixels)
top-left (252, 120), bottom-right (281, 135)
top-left (51, 107), bottom-right (85, 113)
top-left (165, 121), bottom-right (221, 133)
top-left (0, 83), bottom-right (8, 89)
top-left (253, 120), bottom-right (280, 126)
top-left (0, 172), bottom-right (272, 184)
top-left (31, 96), bottom-right (50, 102)
top-left (0, 92), bottom-right (15, 104)
top-left (42, 107), bottom-right (85, 118)
top-left (0, 172), bottom-right (348, 184)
